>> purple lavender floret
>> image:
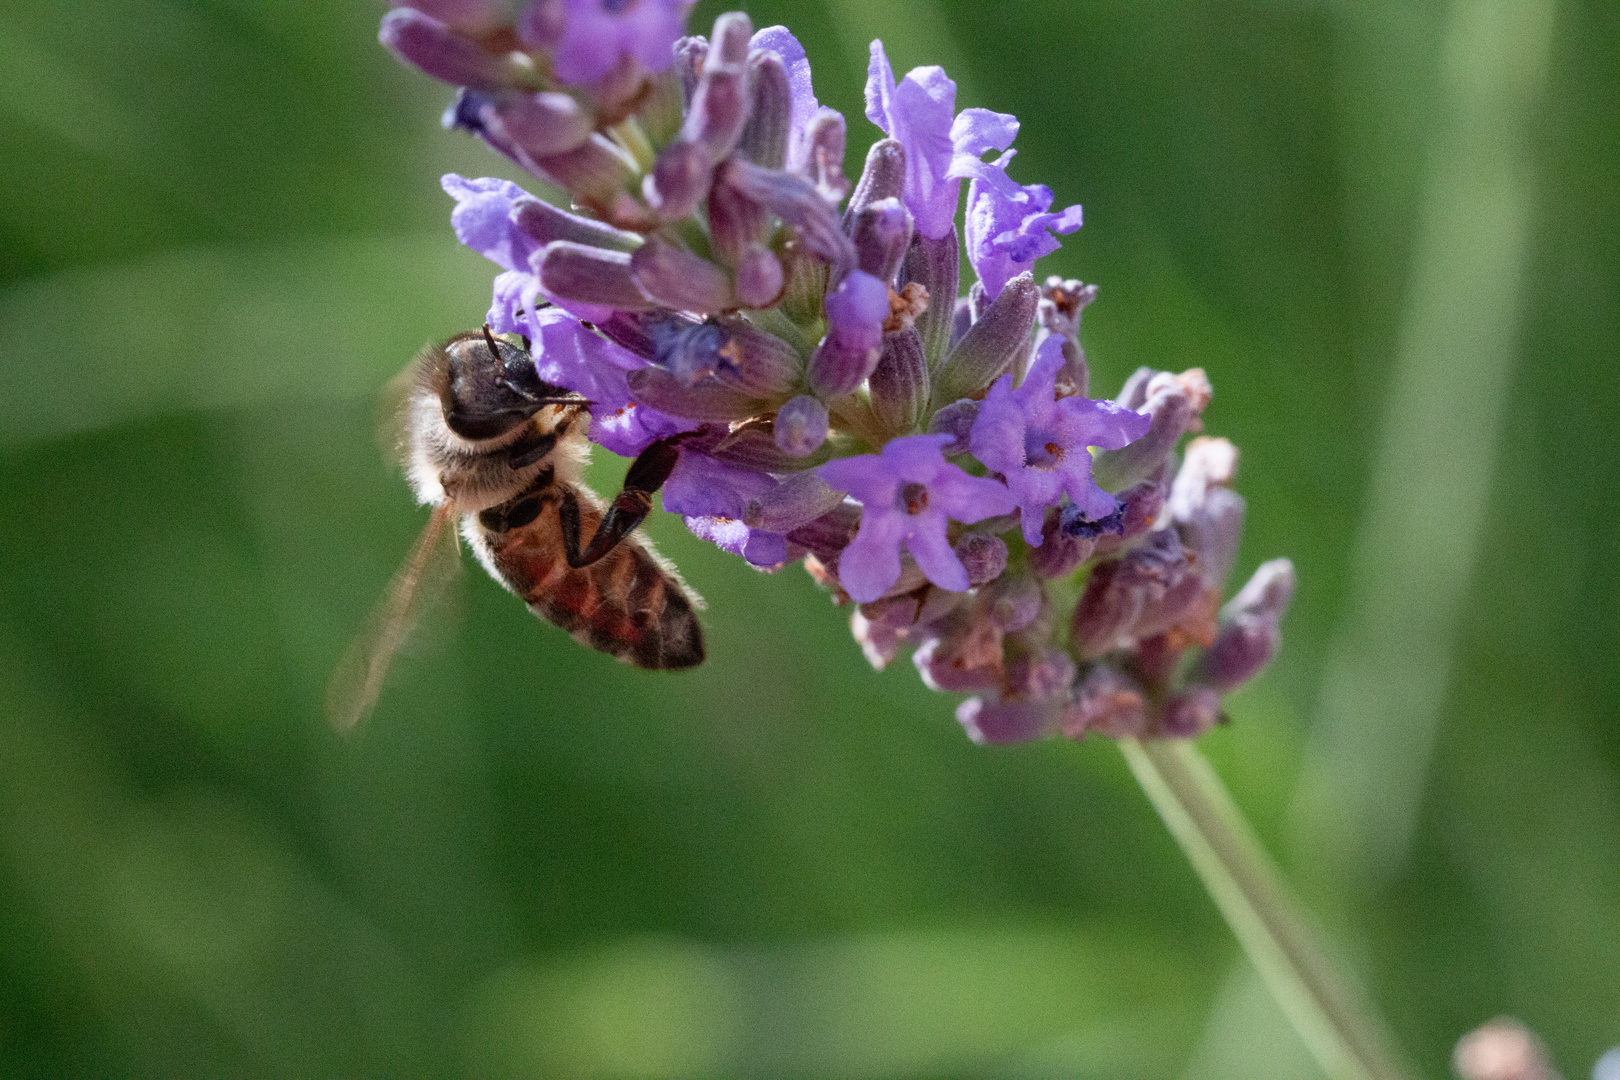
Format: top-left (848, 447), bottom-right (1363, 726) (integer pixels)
top-left (531, 307), bottom-right (696, 456)
top-left (817, 435), bottom-right (1016, 602)
top-left (750, 26), bottom-right (840, 175)
top-left (663, 450), bottom-right (787, 567)
top-left (965, 161), bottom-right (1084, 301)
top-left (969, 336), bottom-right (1150, 545)
top-left (443, 173), bottom-right (616, 327)
top-left (864, 41), bottom-right (1017, 240)
top-left (385, 4), bottom-right (1293, 745)
top-left (521, 0), bottom-right (695, 85)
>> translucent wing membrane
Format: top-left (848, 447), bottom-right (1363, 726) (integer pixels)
top-left (326, 503), bottom-right (463, 731)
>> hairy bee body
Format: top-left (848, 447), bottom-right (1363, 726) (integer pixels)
top-left (402, 331), bottom-right (703, 671)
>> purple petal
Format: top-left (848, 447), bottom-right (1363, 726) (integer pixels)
top-left (926, 467), bottom-right (1017, 523)
top-left (903, 511), bottom-right (970, 592)
top-left (1014, 335), bottom-right (1065, 407)
top-left (949, 106), bottom-right (1019, 164)
top-left (818, 453), bottom-right (898, 505)
top-left (965, 165), bottom-right (1083, 300)
top-left (863, 39), bottom-right (897, 131)
top-left (683, 514), bottom-right (750, 556)
top-left (442, 173), bottom-right (538, 272)
top-left (741, 529), bottom-right (788, 567)
top-left (751, 26), bottom-right (820, 164)
top-left (487, 269), bottom-right (533, 336)
top-left (663, 451), bottom-right (773, 519)
top-left (1053, 395), bottom-right (1152, 451)
top-left (839, 508), bottom-right (907, 602)
top-left (1004, 469), bottom-right (1065, 545)
top-left (878, 432), bottom-right (955, 481)
top-left (967, 373), bottom-right (1026, 476)
top-left (531, 307), bottom-right (695, 456)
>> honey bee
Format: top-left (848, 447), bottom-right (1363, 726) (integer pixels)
top-left (328, 327), bottom-right (704, 729)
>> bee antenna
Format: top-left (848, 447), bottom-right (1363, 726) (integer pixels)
top-left (481, 324), bottom-right (501, 355)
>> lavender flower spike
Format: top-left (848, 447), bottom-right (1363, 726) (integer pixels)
top-left (818, 434), bottom-right (1016, 602)
top-left (865, 41), bottom-right (1018, 240)
top-left (965, 161), bottom-right (1084, 301)
top-left (970, 336), bottom-right (1150, 545)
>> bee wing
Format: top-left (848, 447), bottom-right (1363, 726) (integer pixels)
top-left (326, 503), bottom-right (462, 732)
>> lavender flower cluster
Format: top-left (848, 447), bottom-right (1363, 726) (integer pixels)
top-left (381, 0), bottom-right (1295, 742)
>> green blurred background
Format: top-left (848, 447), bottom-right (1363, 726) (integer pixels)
top-left (1, 1), bottom-right (1615, 1075)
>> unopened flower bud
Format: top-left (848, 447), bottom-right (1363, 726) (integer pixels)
top-left (737, 49), bottom-right (791, 169)
top-left (1168, 436), bottom-right (1239, 519)
top-left (1030, 505), bottom-right (1096, 579)
top-left (394, 0), bottom-right (506, 34)
top-left (630, 237), bottom-right (736, 313)
top-left (626, 366), bottom-right (769, 421)
top-left (786, 503), bottom-right (860, 561)
top-left (903, 228), bottom-right (960, 364)
top-left (734, 244), bottom-right (784, 308)
top-left (673, 35), bottom-right (707, 105)
top-left (914, 632), bottom-right (1001, 693)
top-left (1115, 366), bottom-right (1155, 410)
top-left (931, 272), bottom-right (1038, 409)
top-left (849, 197), bottom-right (913, 284)
top-left (725, 159), bottom-right (854, 270)
top-left (380, 9), bottom-right (527, 89)
top-left (712, 316), bottom-right (800, 397)
top-left (1178, 487), bottom-right (1245, 587)
top-left (1168, 437), bottom-right (1244, 585)
top-left (1090, 387), bottom-right (1194, 494)
top-left (957, 695), bottom-right (1063, 745)
top-left (644, 139), bottom-right (712, 220)
top-left (1004, 647), bottom-right (1076, 703)
top-left (1089, 481), bottom-right (1167, 560)
top-left (925, 398), bottom-right (979, 456)
top-left (868, 326), bottom-right (929, 435)
top-left (1071, 529), bottom-right (1207, 659)
top-left (683, 61), bottom-right (748, 163)
top-left (522, 136), bottom-right (638, 207)
top-left (808, 270), bottom-right (887, 397)
top-left (1064, 665), bottom-right (1149, 739)
top-left (1037, 276), bottom-right (1097, 396)
top-left (852, 595), bottom-right (922, 670)
top-left (846, 138), bottom-right (907, 218)
top-left (536, 241), bottom-right (653, 310)
top-left (954, 532), bottom-right (1008, 586)
top-left (987, 572), bottom-right (1043, 633)
top-left (483, 91), bottom-right (593, 159)
top-left (1193, 558), bottom-right (1295, 691)
top-left (797, 110), bottom-right (849, 203)
top-left (743, 471), bottom-right (843, 534)
top-left (774, 394), bottom-right (829, 456)
top-left (706, 165), bottom-right (769, 263)
top-left (1161, 686), bottom-right (1222, 738)
top-left (511, 196), bottom-right (640, 253)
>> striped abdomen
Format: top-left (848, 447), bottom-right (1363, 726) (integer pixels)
top-left (470, 476), bottom-right (704, 670)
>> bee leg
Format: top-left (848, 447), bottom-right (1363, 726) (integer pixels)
top-left (560, 436), bottom-right (684, 569)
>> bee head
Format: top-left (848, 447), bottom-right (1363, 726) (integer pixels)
top-left (439, 330), bottom-right (564, 441)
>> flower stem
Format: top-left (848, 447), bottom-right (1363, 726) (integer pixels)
top-left (1119, 737), bottom-right (1412, 1080)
